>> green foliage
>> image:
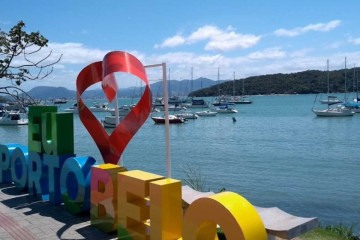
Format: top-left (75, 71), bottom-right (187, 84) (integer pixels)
top-left (300, 224), bottom-right (360, 240)
top-left (190, 68), bottom-right (360, 97)
top-left (180, 162), bottom-right (209, 192)
top-left (0, 20), bottom-right (61, 85)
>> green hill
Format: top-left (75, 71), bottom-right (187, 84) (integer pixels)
top-left (190, 67), bottom-right (359, 97)
top-left (22, 67), bottom-right (360, 100)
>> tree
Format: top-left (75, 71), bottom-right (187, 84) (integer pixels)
top-left (0, 20), bottom-right (62, 86)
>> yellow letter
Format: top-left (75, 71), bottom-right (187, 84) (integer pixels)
top-left (183, 191), bottom-right (266, 240)
top-left (150, 178), bottom-right (182, 240)
top-left (117, 170), bottom-right (164, 240)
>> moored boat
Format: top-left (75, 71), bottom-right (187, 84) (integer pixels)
top-left (175, 112), bottom-right (199, 119)
top-left (63, 103), bottom-right (78, 113)
top-left (109, 105), bottom-right (134, 116)
top-left (228, 96), bottom-right (252, 104)
top-left (0, 111), bottom-right (28, 125)
top-left (151, 115), bottom-right (185, 124)
top-left (53, 98), bottom-right (68, 104)
top-left (214, 105), bottom-right (238, 114)
top-left (319, 95), bottom-right (343, 105)
top-left (195, 110), bottom-right (218, 116)
top-left (183, 98), bottom-right (211, 108)
top-left (89, 103), bottom-right (112, 112)
top-left (212, 96), bottom-right (235, 106)
top-left (101, 116), bottom-right (123, 128)
top-left (342, 101), bottom-right (360, 113)
top-left (312, 104), bottom-right (354, 117)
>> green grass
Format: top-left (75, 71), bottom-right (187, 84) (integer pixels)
top-left (217, 225), bottom-right (359, 240)
top-left (299, 224), bottom-right (360, 240)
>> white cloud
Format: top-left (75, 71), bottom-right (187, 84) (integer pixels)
top-left (155, 25), bottom-right (261, 52)
top-left (274, 20), bottom-right (341, 37)
top-left (187, 25), bottom-right (222, 42)
top-left (289, 48), bottom-right (313, 58)
top-left (348, 37), bottom-right (360, 45)
top-left (17, 34), bottom-right (360, 93)
top-left (247, 47), bottom-right (286, 60)
top-left (154, 35), bottom-right (186, 48)
top-left (49, 42), bottom-right (108, 64)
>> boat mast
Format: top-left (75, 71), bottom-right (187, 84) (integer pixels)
top-left (217, 67), bottom-right (220, 95)
top-left (357, 66), bottom-right (359, 101)
top-left (345, 57), bottom-right (348, 101)
top-left (233, 72), bottom-right (235, 97)
top-left (191, 67), bottom-right (193, 93)
top-left (168, 68), bottom-right (171, 98)
top-left (353, 64), bottom-right (356, 96)
top-left (242, 74), bottom-right (245, 96)
top-left (326, 59), bottom-right (329, 94)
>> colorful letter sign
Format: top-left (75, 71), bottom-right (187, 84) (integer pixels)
top-left (0, 51), bottom-right (268, 240)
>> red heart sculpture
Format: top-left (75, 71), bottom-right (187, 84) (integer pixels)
top-left (76, 51), bottom-right (152, 165)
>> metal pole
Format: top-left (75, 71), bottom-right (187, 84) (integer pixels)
top-left (162, 63), bottom-right (171, 178)
top-left (114, 91), bottom-right (121, 166)
top-left (145, 63), bottom-right (171, 178)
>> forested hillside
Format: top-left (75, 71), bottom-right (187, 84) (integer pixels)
top-left (190, 67), bottom-right (359, 96)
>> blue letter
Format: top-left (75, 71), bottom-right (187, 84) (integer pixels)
top-left (0, 144), bottom-right (23, 183)
top-left (60, 156), bottom-right (97, 215)
top-left (10, 146), bottom-right (29, 190)
top-left (43, 154), bottom-right (74, 205)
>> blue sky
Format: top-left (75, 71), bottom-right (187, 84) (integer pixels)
top-left (1, 0), bottom-right (360, 91)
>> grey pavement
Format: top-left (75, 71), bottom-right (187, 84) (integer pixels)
top-left (0, 183), bottom-right (117, 240)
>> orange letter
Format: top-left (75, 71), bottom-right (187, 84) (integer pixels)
top-left (90, 163), bottom-right (127, 233)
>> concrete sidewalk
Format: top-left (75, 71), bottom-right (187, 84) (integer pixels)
top-left (0, 183), bottom-right (117, 240)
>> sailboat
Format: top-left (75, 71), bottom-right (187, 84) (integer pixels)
top-left (212, 68), bottom-right (234, 106)
top-left (228, 72), bottom-right (253, 104)
top-left (183, 67), bottom-right (211, 109)
top-left (319, 59), bottom-right (342, 105)
top-left (342, 64), bottom-right (360, 113)
top-left (312, 58), bottom-right (354, 117)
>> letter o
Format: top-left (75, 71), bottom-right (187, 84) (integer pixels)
top-left (182, 191), bottom-right (267, 240)
top-left (10, 146), bottom-right (29, 190)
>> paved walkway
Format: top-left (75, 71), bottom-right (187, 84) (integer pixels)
top-left (0, 183), bottom-right (117, 240)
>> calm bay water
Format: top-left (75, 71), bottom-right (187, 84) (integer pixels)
top-left (1, 94), bottom-right (359, 231)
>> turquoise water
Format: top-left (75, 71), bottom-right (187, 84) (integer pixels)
top-left (1, 94), bottom-right (359, 231)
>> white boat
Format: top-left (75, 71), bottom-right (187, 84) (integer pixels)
top-left (53, 98), bottom-right (68, 104)
top-left (228, 96), bottom-right (252, 104)
top-left (228, 72), bottom-right (253, 104)
top-left (319, 60), bottom-right (343, 105)
top-left (319, 95), bottom-right (342, 105)
top-left (63, 103), bottom-right (78, 113)
top-left (342, 101), bottom-right (360, 113)
top-left (109, 105), bottom-right (134, 116)
top-left (101, 116), bottom-right (123, 128)
top-left (312, 105), bottom-right (354, 117)
top-left (212, 96), bottom-right (235, 106)
top-left (214, 105), bottom-right (238, 114)
top-left (175, 112), bottom-right (199, 119)
top-left (342, 67), bottom-right (360, 113)
top-left (151, 114), bottom-right (185, 124)
top-left (89, 103), bottom-right (112, 112)
top-left (182, 98), bottom-right (211, 108)
top-left (155, 104), bottom-right (186, 111)
top-left (195, 110), bottom-right (218, 116)
top-left (0, 111), bottom-right (28, 125)
top-left (313, 58), bottom-right (353, 117)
